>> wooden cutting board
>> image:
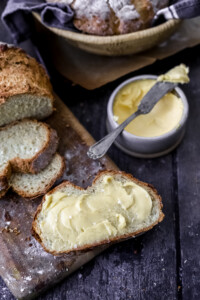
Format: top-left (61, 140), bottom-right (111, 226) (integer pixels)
top-left (0, 96), bottom-right (118, 300)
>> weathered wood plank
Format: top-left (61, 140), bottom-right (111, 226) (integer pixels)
top-left (176, 48), bottom-right (200, 299)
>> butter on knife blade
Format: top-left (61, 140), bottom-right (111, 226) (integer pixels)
top-left (157, 64), bottom-right (189, 84)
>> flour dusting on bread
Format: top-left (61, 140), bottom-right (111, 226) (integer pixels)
top-left (109, 0), bottom-right (140, 21)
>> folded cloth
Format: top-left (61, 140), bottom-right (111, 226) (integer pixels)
top-left (2, 0), bottom-right (74, 43)
top-left (2, 0), bottom-right (200, 44)
top-left (155, 0), bottom-right (200, 20)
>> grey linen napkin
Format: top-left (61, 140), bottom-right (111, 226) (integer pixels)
top-left (2, 0), bottom-right (74, 43)
top-left (2, 0), bottom-right (200, 44)
top-left (155, 0), bottom-right (200, 20)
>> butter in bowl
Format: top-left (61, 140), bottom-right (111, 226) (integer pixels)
top-left (107, 65), bottom-right (189, 158)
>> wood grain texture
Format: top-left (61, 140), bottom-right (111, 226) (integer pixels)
top-left (176, 55), bottom-right (200, 299)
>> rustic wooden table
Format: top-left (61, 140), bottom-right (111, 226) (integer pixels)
top-left (0, 1), bottom-right (200, 299)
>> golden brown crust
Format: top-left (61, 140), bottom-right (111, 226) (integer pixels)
top-left (11, 155), bottom-right (66, 199)
top-left (0, 119), bottom-right (59, 199)
top-left (73, 16), bottom-right (115, 36)
top-left (0, 188), bottom-right (8, 198)
top-left (32, 170), bottom-right (164, 255)
top-left (0, 45), bottom-right (54, 107)
top-left (0, 177), bottom-right (9, 196)
top-left (0, 177), bottom-right (8, 192)
top-left (0, 162), bottom-right (12, 196)
top-left (72, 0), bottom-right (154, 36)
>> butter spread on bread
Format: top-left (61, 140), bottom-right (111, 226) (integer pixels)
top-left (32, 171), bottom-right (164, 254)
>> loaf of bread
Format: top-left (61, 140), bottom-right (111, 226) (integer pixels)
top-left (8, 153), bottom-right (65, 199)
top-left (0, 119), bottom-right (59, 197)
top-left (0, 44), bottom-right (54, 127)
top-left (32, 170), bottom-right (164, 255)
top-left (47, 0), bottom-right (169, 35)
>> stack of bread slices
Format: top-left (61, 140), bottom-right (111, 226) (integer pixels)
top-left (0, 44), bottom-right (65, 199)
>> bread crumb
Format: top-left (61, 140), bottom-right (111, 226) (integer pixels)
top-left (0, 226), bottom-right (20, 235)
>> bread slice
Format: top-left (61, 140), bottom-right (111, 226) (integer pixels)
top-left (0, 44), bottom-right (54, 126)
top-left (0, 119), bottom-right (59, 196)
top-left (7, 153), bottom-right (65, 199)
top-left (32, 171), bottom-right (164, 255)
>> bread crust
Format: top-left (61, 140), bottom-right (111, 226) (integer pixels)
top-left (0, 177), bottom-right (9, 197)
top-left (47, 0), bottom-right (169, 36)
top-left (0, 119), bottom-right (59, 198)
top-left (0, 162), bottom-right (12, 197)
top-left (0, 189), bottom-right (8, 198)
top-left (72, 0), bottom-right (154, 36)
top-left (0, 44), bottom-right (54, 112)
top-left (11, 154), bottom-right (66, 199)
top-left (32, 170), bottom-right (164, 255)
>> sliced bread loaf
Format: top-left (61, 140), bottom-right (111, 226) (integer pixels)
top-left (0, 44), bottom-right (54, 126)
top-left (0, 119), bottom-right (59, 196)
top-left (7, 153), bottom-right (65, 199)
top-left (32, 170), bottom-right (164, 255)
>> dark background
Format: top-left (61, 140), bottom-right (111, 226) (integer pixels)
top-left (0, 0), bottom-right (200, 299)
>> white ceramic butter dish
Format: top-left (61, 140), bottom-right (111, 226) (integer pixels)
top-left (106, 75), bottom-right (189, 158)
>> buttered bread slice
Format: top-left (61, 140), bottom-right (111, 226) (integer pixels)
top-left (0, 44), bottom-right (54, 126)
top-left (0, 119), bottom-right (58, 196)
top-left (32, 171), bottom-right (164, 255)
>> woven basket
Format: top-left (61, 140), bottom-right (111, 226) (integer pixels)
top-left (33, 13), bottom-right (181, 56)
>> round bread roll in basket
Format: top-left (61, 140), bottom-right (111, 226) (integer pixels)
top-left (33, 0), bottom-right (181, 56)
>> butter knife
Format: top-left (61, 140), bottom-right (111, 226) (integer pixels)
top-left (87, 81), bottom-right (177, 160)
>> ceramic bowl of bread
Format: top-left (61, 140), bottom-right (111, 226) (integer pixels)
top-left (33, 0), bottom-right (181, 56)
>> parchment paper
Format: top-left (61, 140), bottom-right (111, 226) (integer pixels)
top-left (47, 17), bottom-right (200, 90)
